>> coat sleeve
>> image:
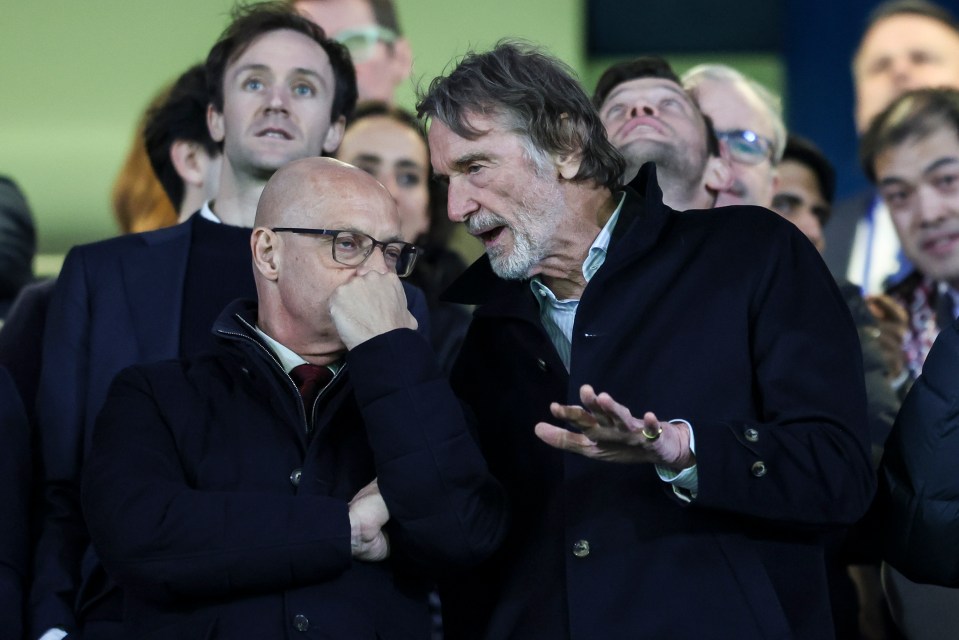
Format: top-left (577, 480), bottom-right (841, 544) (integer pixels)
top-left (29, 247), bottom-right (92, 634)
top-left (347, 329), bottom-right (508, 571)
top-left (691, 226), bottom-right (876, 527)
top-left (81, 365), bottom-right (354, 605)
top-left (880, 320), bottom-right (959, 586)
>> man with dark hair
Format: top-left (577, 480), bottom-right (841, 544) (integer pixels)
top-left (594, 56), bottom-right (731, 210)
top-left (29, 5), bottom-right (410, 640)
top-left (82, 157), bottom-right (506, 639)
top-left (772, 134), bottom-right (837, 252)
top-left (826, 0), bottom-right (959, 294)
top-left (861, 85), bottom-right (959, 640)
top-left (143, 64), bottom-right (222, 219)
top-left (860, 87), bottom-right (959, 387)
top-left (421, 41), bottom-right (874, 639)
top-left (290, 0), bottom-right (412, 103)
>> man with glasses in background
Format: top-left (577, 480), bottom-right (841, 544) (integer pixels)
top-left (290, 0), bottom-right (412, 103)
top-left (683, 63), bottom-right (785, 208)
top-left (81, 157), bottom-right (506, 638)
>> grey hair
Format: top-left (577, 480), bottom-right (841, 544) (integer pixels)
top-left (417, 39), bottom-right (626, 189)
top-left (682, 63), bottom-right (787, 163)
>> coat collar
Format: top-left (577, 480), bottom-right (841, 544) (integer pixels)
top-left (441, 163), bottom-right (674, 316)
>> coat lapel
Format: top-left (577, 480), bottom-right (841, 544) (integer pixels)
top-left (120, 221), bottom-right (192, 363)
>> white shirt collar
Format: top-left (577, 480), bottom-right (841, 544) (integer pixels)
top-left (199, 200), bottom-right (221, 223)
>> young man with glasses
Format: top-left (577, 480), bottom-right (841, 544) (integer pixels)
top-left (81, 157), bottom-right (506, 639)
top-left (594, 56), bottom-right (732, 210)
top-left (683, 63), bottom-right (786, 208)
top-left (291, 0), bottom-right (412, 103)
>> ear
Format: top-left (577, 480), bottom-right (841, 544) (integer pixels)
top-left (703, 145), bottom-right (733, 194)
top-left (169, 140), bottom-right (206, 188)
top-left (251, 227), bottom-right (280, 282)
top-left (554, 113), bottom-right (583, 180)
top-left (389, 37), bottom-right (413, 85)
top-left (555, 151), bottom-right (583, 181)
top-left (322, 115), bottom-right (346, 154)
top-left (207, 103), bottom-right (225, 143)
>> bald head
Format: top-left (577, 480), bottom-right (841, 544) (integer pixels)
top-left (251, 156), bottom-right (404, 358)
top-left (255, 156), bottom-right (396, 229)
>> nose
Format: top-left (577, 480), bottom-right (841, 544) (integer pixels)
top-left (446, 177), bottom-right (479, 223)
top-left (629, 102), bottom-right (656, 118)
top-left (265, 85), bottom-right (290, 114)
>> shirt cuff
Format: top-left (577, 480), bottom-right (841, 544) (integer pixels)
top-left (655, 419), bottom-right (698, 502)
top-left (39, 629), bottom-right (69, 640)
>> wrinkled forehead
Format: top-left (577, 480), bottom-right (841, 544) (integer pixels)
top-left (856, 13), bottom-right (959, 66)
top-left (601, 76), bottom-right (694, 110)
top-left (312, 183), bottom-right (402, 237)
top-left (696, 79), bottom-right (774, 135)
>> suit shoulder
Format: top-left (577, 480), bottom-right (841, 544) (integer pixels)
top-left (66, 222), bottom-right (192, 261)
top-left (677, 203), bottom-right (797, 240)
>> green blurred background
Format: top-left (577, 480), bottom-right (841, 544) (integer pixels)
top-left (0, 0), bottom-right (780, 274)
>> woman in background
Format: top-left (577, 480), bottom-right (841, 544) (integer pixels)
top-left (337, 101), bottom-right (471, 374)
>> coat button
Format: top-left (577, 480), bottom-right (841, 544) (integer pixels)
top-left (572, 539), bottom-right (590, 558)
top-left (744, 428), bottom-right (759, 442)
top-left (536, 358), bottom-right (548, 372)
top-left (751, 461), bottom-right (767, 477)
top-left (293, 614), bottom-right (309, 632)
top-left (290, 468), bottom-right (302, 486)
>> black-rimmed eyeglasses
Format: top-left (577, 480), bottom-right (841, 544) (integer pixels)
top-left (272, 228), bottom-right (420, 277)
top-left (716, 129), bottom-right (776, 166)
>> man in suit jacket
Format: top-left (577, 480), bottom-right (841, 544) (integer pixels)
top-left (420, 41), bottom-right (874, 639)
top-left (81, 157), bottom-right (506, 639)
top-left (28, 5), bottom-right (402, 639)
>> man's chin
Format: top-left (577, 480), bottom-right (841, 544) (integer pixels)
top-left (488, 252), bottom-right (534, 281)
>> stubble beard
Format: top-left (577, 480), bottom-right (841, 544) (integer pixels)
top-left (486, 176), bottom-right (566, 281)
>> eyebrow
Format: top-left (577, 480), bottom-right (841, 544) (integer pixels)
top-left (879, 156), bottom-right (959, 187)
top-left (232, 63), bottom-right (328, 88)
top-left (351, 153), bottom-right (383, 165)
top-left (923, 156), bottom-right (959, 175)
top-left (338, 226), bottom-right (405, 244)
top-left (450, 152), bottom-right (491, 173)
top-left (603, 81), bottom-right (691, 109)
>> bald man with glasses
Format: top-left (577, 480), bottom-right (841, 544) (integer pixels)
top-left (81, 157), bottom-right (506, 639)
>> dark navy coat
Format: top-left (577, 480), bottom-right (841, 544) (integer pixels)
top-left (440, 166), bottom-right (875, 640)
top-left (880, 318), bottom-right (959, 586)
top-left (82, 300), bottom-right (506, 639)
top-left (30, 216), bottom-right (431, 636)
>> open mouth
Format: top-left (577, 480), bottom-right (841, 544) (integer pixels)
top-left (257, 127), bottom-right (293, 140)
top-left (921, 232), bottom-right (959, 257)
top-left (621, 116), bottom-right (663, 138)
top-left (471, 225), bottom-right (506, 247)
top-left (479, 226), bottom-right (505, 246)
